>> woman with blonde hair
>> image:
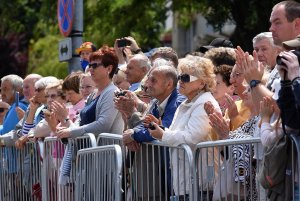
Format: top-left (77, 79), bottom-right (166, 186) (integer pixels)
top-left (149, 55), bottom-right (221, 200)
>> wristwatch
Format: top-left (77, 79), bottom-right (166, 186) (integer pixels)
top-left (250, 80), bottom-right (261, 89)
top-left (132, 48), bottom-right (142, 54)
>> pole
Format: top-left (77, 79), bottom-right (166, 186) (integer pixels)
top-left (68, 0), bottom-right (83, 73)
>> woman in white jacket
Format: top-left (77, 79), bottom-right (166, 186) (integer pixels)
top-left (149, 55), bottom-right (220, 200)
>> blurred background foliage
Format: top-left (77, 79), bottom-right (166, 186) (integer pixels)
top-left (0, 0), bottom-right (298, 78)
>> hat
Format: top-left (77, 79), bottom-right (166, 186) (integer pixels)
top-left (283, 35), bottom-right (300, 50)
top-left (76, 42), bottom-right (97, 54)
top-left (199, 38), bottom-right (234, 53)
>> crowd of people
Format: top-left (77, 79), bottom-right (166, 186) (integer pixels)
top-left (0, 0), bottom-right (300, 200)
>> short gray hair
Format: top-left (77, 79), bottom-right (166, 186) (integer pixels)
top-left (151, 65), bottom-right (178, 88)
top-left (152, 58), bottom-right (175, 68)
top-left (130, 54), bottom-right (151, 70)
top-left (1, 74), bottom-right (23, 91)
top-left (35, 76), bottom-right (60, 89)
top-left (252, 32), bottom-right (276, 47)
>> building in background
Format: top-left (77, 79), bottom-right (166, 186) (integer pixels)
top-left (161, 11), bottom-right (235, 57)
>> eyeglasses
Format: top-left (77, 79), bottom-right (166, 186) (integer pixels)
top-left (88, 63), bottom-right (103, 69)
top-left (35, 88), bottom-right (44, 92)
top-left (141, 85), bottom-right (148, 92)
top-left (45, 94), bottom-right (59, 99)
top-left (0, 108), bottom-right (8, 113)
top-left (231, 72), bottom-right (243, 79)
top-left (80, 85), bottom-right (94, 90)
top-left (178, 74), bottom-right (198, 83)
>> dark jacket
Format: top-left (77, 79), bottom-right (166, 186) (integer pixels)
top-left (277, 78), bottom-right (300, 130)
top-left (132, 89), bottom-right (185, 143)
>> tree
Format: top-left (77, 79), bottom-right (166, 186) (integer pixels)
top-left (84, 0), bottom-right (167, 51)
top-left (172, 0), bottom-right (300, 51)
top-left (0, 0), bottom-right (61, 78)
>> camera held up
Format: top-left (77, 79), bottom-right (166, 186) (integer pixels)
top-left (276, 50), bottom-right (300, 67)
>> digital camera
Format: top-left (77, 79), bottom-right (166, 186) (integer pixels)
top-left (276, 50), bottom-right (300, 67)
top-left (114, 91), bottom-right (127, 98)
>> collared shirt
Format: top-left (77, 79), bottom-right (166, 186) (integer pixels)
top-left (157, 94), bottom-right (171, 117)
top-left (129, 82), bottom-right (140, 92)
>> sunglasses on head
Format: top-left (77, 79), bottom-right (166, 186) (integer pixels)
top-left (178, 74), bottom-right (198, 83)
top-left (0, 108), bottom-right (8, 113)
top-left (88, 63), bottom-right (104, 69)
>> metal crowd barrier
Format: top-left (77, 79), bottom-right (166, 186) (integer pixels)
top-left (1, 132), bottom-right (299, 201)
top-left (75, 144), bottom-right (123, 201)
top-left (97, 133), bottom-right (194, 201)
top-left (195, 137), bottom-right (263, 201)
top-left (289, 133), bottom-right (300, 201)
top-left (0, 141), bottom-right (42, 201)
top-left (42, 133), bottom-right (96, 201)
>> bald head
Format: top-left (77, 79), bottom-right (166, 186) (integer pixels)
top-left (23, 74), bottom-right (43, 101)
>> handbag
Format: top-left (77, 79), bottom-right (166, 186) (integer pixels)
top-left (213, 148), bottom-right (248, 201)
top-left (258, 135), bottom-right (290, 189)
top-left (257, 134), bottom-right (293, 201)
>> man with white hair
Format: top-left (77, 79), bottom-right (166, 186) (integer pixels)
top-left (253, 32), bottom-right (282, 69)
top-left (122, 65), bottom-right (185, 200)
top-left (252, 32), bottom-right (282, 92)
top-left (0, 74), bottom-right (43, 146)
top-left (125, 54), bottom-right (151, 91)
top-left (0, 74), bottom-right (27, 135)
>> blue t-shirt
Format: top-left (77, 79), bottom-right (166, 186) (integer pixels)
top-left (0, 99), bottom-right (28, 135)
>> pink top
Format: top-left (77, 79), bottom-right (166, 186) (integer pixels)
top-left (52, 99), bottom-right (85, 158)
top-left (68, 99), bottom-right (85, 122)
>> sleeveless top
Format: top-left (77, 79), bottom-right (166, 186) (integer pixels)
top-left (79, 95), bottom-right (100, 126)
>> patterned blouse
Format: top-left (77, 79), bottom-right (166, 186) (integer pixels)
top-left (229, 115), bottom-right (259, 201)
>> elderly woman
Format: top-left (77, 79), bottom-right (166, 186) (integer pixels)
top-left (20, 77), bottom-right (59, 135)
top-left (209, 81), bottom-right (260, 201)
top-left (79, 73), bottom-right (96, 101)
top-left (32, 81), bottom-right (67, 138)
top-left (57, 45), bottom-right (124, 138)
top-left (149, 55), bottom-right (220, 200)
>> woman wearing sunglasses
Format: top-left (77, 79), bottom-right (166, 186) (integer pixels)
top-left (149, 55), bottom-right (221, 200)
top-left (57, 45), bottom-right (124, 138)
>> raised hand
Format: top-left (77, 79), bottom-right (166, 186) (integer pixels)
top-left (235, 46), bottom-right (264, 84)
top-left (143, 114), bottom-right (160, 127)
top-left (209, 111), bottom-right (230, 140)
top-left (114, 91), bottom-right (139, 119)
top-left (224, 93), bottom-right (238, 120)
top-left (260, 96), bottom-right (274, 123)
top-left (15, 107), bottom-right (25, 120)
top-left (204, 101), bottom-right (215, 115)
top-left (277, 51), bottom-right (300, 81)
top-left (148, 122), bottom-right (164, 140)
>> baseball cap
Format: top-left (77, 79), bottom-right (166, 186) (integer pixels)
top-left (283, 34), bottom-right (300, 50)
top-left (199, 38), bottom-right (234, 53)
top-left (76, 42), bottom-right (97, 54)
